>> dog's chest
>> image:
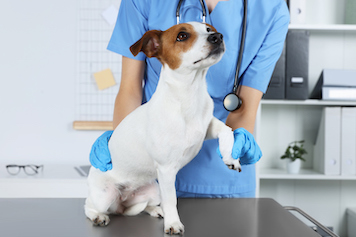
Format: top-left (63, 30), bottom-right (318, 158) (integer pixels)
top-left (146, 98), bottom-right (212, 162)
top-left (180, 118), bottom-right (208, 158)
top-left (145, 71), bottom-right (215, 162)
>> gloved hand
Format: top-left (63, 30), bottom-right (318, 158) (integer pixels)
top-left (217, 128), bottom-right (262, 165)
top-left (89, 131), bottom-right (114, 172)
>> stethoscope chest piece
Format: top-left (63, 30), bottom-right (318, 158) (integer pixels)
top-left (223, 93), bottom-right (242, 112)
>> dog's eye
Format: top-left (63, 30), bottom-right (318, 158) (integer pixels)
top-left (177, 32), bottom-right (189, 42)
top-left (207, 27), bottom-right (212, 33)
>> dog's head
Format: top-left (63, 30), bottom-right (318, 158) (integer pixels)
top-left (130, 22), bottom-right (225, 72)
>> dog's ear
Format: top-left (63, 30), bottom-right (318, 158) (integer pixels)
top-left (130, 30), bottom-right (162, 58)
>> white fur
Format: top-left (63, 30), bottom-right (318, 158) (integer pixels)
top-left (84, 22), bottom-right (241, 235)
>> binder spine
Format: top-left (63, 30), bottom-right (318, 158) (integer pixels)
top-left (314, 107), bottom-right (341, 175)
top-left (285, 30), bottom-right (310, 100)
top-left (341, 107), bottom-right (356, 176)
top-left (264, 44), bottom-right (286, 99)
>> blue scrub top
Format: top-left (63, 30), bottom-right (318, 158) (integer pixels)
top-left (107, 0), bottom-right (289, 197)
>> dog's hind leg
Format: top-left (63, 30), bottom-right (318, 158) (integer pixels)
top-left (144, 205), bottom-right (163, 218)
top-left (85, 197), bottom-right (111, 226)
top-left (85, 179), bottom-right (119, 226)
top-left (144, 181), bottom-right (163, 218)
top-left (123, 201), bottom-right (149, 216)
top-left (122, 181), bottom-right (163, 218)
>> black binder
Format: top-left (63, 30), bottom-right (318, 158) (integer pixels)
top-left (263, 44), bottom-right (286, 99)
top-left (285, 30), bottom-right (309, 100)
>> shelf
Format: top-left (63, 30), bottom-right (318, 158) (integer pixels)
top-left (261, 99), bottom-right (356, 106)
top-left (73, 121), bottom-right (113, 130)
top-left (289, 24), bottom-right (356, 31)
top-left (259, 168), bottom-right (356, 180)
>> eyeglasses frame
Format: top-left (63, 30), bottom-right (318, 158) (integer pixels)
top-left (6, 164), bottom-right (44, 176)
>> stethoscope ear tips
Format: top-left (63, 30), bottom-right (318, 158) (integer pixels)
top-left (223, 93), bottom-right (242, 112)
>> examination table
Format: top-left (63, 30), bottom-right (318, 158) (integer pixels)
top-left (0, 198), bottom-right (325, 237)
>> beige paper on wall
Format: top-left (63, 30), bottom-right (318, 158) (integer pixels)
top-left (93, 68), bottom-right (116, 90)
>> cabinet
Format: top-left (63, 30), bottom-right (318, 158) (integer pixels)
top-left (255, 20), bottom-right (356, 236)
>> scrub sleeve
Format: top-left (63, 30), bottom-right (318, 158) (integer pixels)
top-left (107, 0), bottom-right (290, 197)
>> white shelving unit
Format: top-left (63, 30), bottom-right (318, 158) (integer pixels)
top-left (260, 168), bottom-right (356, 181)
top-left (257, 99), bottom-right (356, 171)
top-left (289, 24), bottom-right (356, 31)
top-left (256, 99), bottom-right (356, 185)
top-left (261, 99), bottom-right (356, 106)
top-left (255, 17), bottom-right (356, 235)
top-left (257, 98), bottom-right (356, 236)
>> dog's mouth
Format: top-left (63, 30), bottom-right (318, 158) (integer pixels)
top-left (193, 45), bottom-right (225, 64)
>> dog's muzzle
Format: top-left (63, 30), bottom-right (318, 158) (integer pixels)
top-left (193, 33), bottom-right (224, 64)
top-left (207, 33), bottom-right (224, 57)
top-left (208, 33), bottom-right (223, 45)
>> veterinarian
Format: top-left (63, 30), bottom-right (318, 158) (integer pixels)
top-left (90, 0), bottom-right (289, 198)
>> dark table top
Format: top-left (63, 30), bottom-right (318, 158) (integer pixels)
top-left (0, 198), bottom-right (320, 237)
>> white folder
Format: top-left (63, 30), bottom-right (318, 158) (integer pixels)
top-left (314, 107), bottom-right (341, 175)
top-left (341, 107), bottom-right (356, 176)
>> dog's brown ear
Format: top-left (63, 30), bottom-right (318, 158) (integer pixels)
top-left (130, 30), bottom-right (162, 58)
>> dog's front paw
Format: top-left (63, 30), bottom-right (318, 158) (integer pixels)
top-left (224, 157), bottom-right (242, 172)
top-left (89, 214), bottom-right (110, 226)
top-left (164, 221), bottom-right (184, 235)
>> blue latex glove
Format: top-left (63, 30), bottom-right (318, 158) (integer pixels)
top-left (217, 128), bottom-right (262, 165)
top-left (89, 131), bottom-right (114, 172)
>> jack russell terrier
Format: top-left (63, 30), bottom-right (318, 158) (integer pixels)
top-left (84, 22), bottom-right (241, 235)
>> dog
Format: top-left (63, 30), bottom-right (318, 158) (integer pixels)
top-left (84, 22), bottom-right (241, 235)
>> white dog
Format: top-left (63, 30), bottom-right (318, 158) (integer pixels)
top-left (84, 22), bottom-right (241, 235)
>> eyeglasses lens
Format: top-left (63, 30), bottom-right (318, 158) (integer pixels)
top-left (7, 165), bottom-right (20, 175)
top-left (24, 165), bottom-right (38, 175)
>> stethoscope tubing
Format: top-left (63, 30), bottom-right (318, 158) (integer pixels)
top-left (176, 0), bottom-right (247, 111)
top-left (233, 0), bottom-right (247, 94)
top-left (176, 0), bottom-right (207, 24)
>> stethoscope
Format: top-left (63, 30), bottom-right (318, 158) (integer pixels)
top-left (176, 0), bottom-right (247, 112)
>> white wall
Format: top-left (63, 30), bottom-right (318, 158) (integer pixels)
top-left (0, 0), bottom-right (103, 166)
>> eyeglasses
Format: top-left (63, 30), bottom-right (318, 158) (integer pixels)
top-left (6, 164), bottom-right (44, 176)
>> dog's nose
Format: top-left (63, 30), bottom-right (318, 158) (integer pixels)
top-left (208, 33), bottom-right (223, 45)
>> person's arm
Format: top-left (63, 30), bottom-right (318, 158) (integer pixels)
top-left (225, 85), bottom-right (262, 134)
top-left (226, 2), bottom-right (290, 134)
top-left (223, 85), bottom-right (263, 165)
top-left (113, 56), bottom-right (145, 129)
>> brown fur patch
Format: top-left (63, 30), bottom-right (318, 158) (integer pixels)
top-left (158, 23), bottom-right (198, 70)
top-left (129, 23), bottom-right (199, 70)
top-left (205, 23), bottom-right (217, 33)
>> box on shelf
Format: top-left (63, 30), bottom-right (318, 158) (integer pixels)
top-left (310, 69), bottom-right (356, 101)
